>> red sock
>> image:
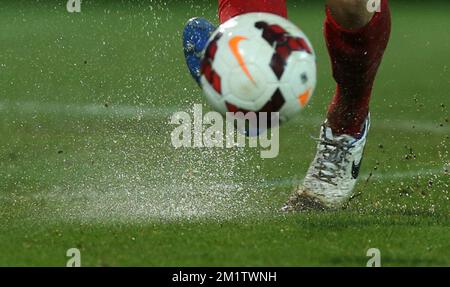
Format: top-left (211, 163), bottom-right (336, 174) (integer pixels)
top-left (218, 0), bottom-right (287, 23)
top-left (325, 0), bottom-right (391, 136)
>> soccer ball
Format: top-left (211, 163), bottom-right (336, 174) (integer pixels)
top-left (200, 12), bottom-right (316, 124)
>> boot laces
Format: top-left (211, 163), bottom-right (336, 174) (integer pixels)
top-left (311, 127), bottom-right (354, 186)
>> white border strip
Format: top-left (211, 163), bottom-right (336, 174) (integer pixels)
top-left (261, 167), bottom-right (448, 189)
top-left (1, 100), bottom-right (448, 134)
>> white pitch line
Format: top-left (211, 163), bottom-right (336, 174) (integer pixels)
top-left (260, 166), bottom-right (448, 189)
top-left (0, 100), bottom-right (179, 120)
top-left (1, 100), bottom-right (449, 134)
top-left (0, 167), bottom-right (445, 202)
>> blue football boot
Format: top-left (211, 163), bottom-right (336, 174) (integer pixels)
top-left (182, 17), bottom-right (216, 84)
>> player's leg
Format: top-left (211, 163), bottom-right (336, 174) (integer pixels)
top-left (326, 0), bottom-right (375, 30)
top-left (283, 0), bottom-right (391, 211)
top-left (218, 0), bottom-right (287, 23)
top-left (183, 0), bottom-right (287, 84)
top-left (325, 0), bottom-right (391, 136)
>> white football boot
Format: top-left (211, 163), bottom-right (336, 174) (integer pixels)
top-left (282, 115), bottom-right (371, 211)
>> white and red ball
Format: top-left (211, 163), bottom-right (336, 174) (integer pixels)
top-left (200, 12), bottom-right (316, 124)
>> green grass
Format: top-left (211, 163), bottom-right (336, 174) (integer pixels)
top-left (0, 0), bottom-right (449, 266)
